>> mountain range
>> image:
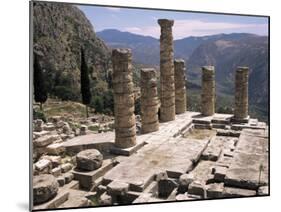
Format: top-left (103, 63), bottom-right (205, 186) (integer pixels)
top-left (97, 29), bottom-right (269, 121)
top-left (33, 2), bottom-right (268, 122)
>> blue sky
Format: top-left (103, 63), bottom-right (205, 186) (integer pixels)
top-left (78, 5), bottom-right (268, 39)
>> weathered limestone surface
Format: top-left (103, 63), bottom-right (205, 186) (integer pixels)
top-left (202, 137), bottom-right (223, 161)
top-left (33, 174), bottom-right (59, 205)
top-left (140, 68), bottom-right (159, 134)
top-left (234, 67), bottom-right (249, 120)
top-left (201, 66), bottom-right (215, 116)
top-left (62, 132), bottom-right (115, 155)
top-left (76, 149), bottom-right (103, 171)
top-left (112, 49), bottom-right (136, 148)
top-left (103, 136), bottom-right (209, 192)
top-left (174, 59), bottom-right (187, 114)
top-left (158, 19), bottom-right (175, 122)
top-left (224, 129), bottom-right (268, 189)
top-left (223, 187), bottom-right (256, 197)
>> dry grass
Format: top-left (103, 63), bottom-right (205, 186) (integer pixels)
top-left (184, 129), bottom-right (216, 140)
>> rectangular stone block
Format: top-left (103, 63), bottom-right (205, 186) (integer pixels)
top-left (223, 187), bottom-right (256, 197)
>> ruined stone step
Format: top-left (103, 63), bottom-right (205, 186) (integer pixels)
top-left (216, 129), bottom-right (240, 137)
top-left (193, 119), bottom-right (211, 125)
top-left (212, 123), bottom-right (226, 129)
top-left (194, 124), bottom-right (212, 130)
top-left (72, 159), bottom-right (115, 190)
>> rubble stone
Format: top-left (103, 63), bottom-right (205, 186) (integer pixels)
top-left (76, 149), bottom-right (103, 171)
top-left (57, 176), bottom-right (65, 187)
top-left (188, 181), bottom-right (206, 197)
top-left (35, 159), bottom-right (52, 172)
top-left (99, 193), bottom-right (112, 205)
top-left (64, 172), bottom-right (74, 184)
top-left (80, 125), bottom-right (88, 135)
top-left (33, 135), bottom-right (58, 147)
top-left (51, 167), bottom-right (61, 177)
top-left (206, 183), bottom-right (224, 198)
top-left (61, 163), bottom-right (73, 173)
top-left (33, 174), bottom-right (59, 205)
top-left (46, 143), bottom-right (65, 155)
top-left (178, 173), bottom-right (194, 193)
top-left (34, 119), bottom-right (44, 132)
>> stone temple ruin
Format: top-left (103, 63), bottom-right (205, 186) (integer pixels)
top-left (32, 19), bottom-right (269, 210)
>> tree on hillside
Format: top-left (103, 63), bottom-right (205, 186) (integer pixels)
top-left (80, 48), bottom-right (92, 118)
top-left (33, 53), bottom-right (48, 111)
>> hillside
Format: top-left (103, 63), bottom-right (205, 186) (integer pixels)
top-left (97, 29), bottom-right (159, 65)
top-left (97, 29), bottom-right (268, 121)
top-left (187, 36), bottom-right (268, 121)
top-left (33, 2), bottom-right (111, 101)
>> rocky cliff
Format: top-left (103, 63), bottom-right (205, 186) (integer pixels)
top-left (33, 2), bottom-right (111, 100)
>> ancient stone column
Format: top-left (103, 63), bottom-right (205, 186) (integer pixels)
top-left (234, 67), bottom-right (249, 120)
top-left (174, 59), bottom-right (187, 114)
top-left (158, 19), bottom-right (175, 122)
top-left (201, 66), bottom-right (215, 116)
top-left (140, 68), bottom-right (159, 134)
top-left (112, 49), bottom-right (136, 148)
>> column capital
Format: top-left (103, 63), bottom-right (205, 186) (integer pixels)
top-left (158, 19), bottom-right (174, 27)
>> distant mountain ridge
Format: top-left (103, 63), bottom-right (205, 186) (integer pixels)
top-left (97, 29), bottom-right (259, 65)
top-left (97, 29), bottom-right (268, 121)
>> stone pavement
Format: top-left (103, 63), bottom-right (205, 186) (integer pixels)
top-left (36, 111), bottom-right (269, 207)
top-left (62, 111), bottom-right (199, 156)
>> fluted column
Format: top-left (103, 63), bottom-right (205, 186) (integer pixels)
top-left (158, 19), bottom-right (175, 122)
top-left (174, 59), bottom-right (187, 114)
top-left (112, 49), bottom-right (136, 148)
top-left (140, 68), bottom-right (159, 134)
top-left (201, 66), bottom-right (215, 116)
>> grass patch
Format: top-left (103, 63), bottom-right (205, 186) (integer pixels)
top-left (88, 125), bottom-right (100, 131)
top-left (184, 129), bottom-right (216, 140)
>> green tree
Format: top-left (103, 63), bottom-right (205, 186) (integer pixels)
top-left (93, 96), bottom-right (104, 113)
top-left (80, 48), bottom-right (92, 117)
top-left (33, 53), bottom-right (48, 111)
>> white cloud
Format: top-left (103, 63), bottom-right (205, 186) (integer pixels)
top-left (122, 19), bottom-right (267, 39)
top-left (106, 7), bottom-right (121, 12)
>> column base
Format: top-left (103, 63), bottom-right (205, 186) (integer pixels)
top-left (110, 139), bottom-right (146, 156)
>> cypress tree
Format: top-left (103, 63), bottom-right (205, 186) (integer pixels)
top-left (33, 53), bottom-right (47, 111)
top-left (80, 48), bottom-right (92, 118)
